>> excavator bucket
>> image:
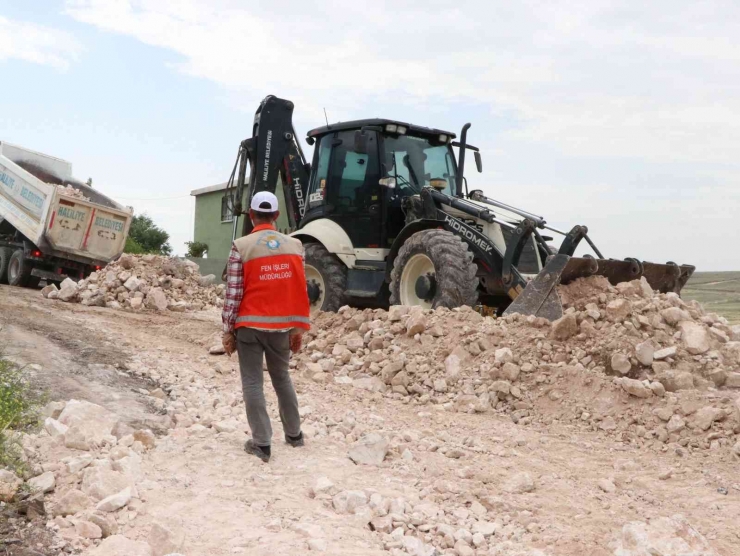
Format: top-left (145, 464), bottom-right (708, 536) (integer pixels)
top-left (503, 255), bottom-right (696, 321)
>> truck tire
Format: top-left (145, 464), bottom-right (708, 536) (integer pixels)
top-left (304, 243), bottom-right (346, 316)
top-left (7, 249), bottom-right (36, 287)
top-left (390, 229), bottom-right (478, 310)
top-left (0, 247), bottom-right (12, 284)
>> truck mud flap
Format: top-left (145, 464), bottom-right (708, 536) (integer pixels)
top-left (31, 268), bottom-right (69, 282)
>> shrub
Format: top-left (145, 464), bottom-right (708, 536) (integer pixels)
top-left (124, 236), bottom-right (146, 254)
top-left (0, 355), bottom-right (45, 474)
top-left (185, 241), bottom-right (208, 258)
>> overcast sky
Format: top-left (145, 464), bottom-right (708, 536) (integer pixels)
top-left (1, 1), bottom-right (738, 270)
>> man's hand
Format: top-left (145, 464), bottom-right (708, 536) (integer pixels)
top-left (289, 333), bottom-right (303, 354)
top-left (223, 332), bottom-right (236, 356)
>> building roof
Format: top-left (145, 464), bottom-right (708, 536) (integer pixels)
top-left (190, 182), bottom-right (230, 197)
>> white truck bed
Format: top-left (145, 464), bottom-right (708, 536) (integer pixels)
top-left (0, 141), bottom-right (132, 266)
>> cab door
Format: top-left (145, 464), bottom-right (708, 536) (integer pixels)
top-left (314, 130), bottom-right (383, 249)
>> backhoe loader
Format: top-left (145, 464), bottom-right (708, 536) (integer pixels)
top-left (222, 95), bottom-right (694, 321)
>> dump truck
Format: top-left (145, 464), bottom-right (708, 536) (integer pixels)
top-left (0, 141), bottom-right (133, 287)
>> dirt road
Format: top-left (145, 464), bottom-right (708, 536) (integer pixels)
top-left (1, 285), bottom-right (738, 556)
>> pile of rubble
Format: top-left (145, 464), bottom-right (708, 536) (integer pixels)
top-left (58, 184), bottom-right (91, 202)
top-left (293, 275), bottom-right (740, 454)
top-left (0, 398), bottom-right (184, 555)
top-left (41, 253), bottom-right (225, 313)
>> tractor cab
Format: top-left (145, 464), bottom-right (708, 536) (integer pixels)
top-left (302, 120), bottom-right (459, 253)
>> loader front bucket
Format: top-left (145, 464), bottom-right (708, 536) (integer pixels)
top-left (589, 258), bottom-right (643, 286)
top-left (503, 256), bottom-right (696, 321)
top-left (641, 262), bottom-right (695, 293)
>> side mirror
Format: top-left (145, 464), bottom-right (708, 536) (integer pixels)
top-left (379, 177), bottom-right (396, 189)
top-left (474, 151), bottom-right (483, 173)
top-left (354, 131), bottom-right (369, 154)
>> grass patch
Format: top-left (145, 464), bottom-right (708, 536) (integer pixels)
top-left (684, 271), bottom-right (740, 324)
top-left (0, 354), bottom-right (45, 475)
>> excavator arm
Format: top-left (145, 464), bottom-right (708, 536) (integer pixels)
top-left (228, 95), bottom-right (311, 239)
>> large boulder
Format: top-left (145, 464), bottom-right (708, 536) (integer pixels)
top-left (611, 515), bottom-right (716, 556)
top-left (348, 433), bottom-right (389, 465)
top-left (402, 536), bottom-right (437, 556)
top-left (503, 471), bottom-right (536, 494)
top-left (692, 406), bottom-right (724, 431)
top-left (0, 470), bottom-right (23, 502)
top-left (611, 353), bottom-right (632, 375)
top-left (352, 377), bottom-right (386, 393)
top-left (81, 467), bottom-right (133, 501)
top-left (88, 512), bottom-right (119, 538)
top-left (388, 305), bottom-right (409, 322)
top-left (721, 342), bottom-right (740, 366)
top-left (635, 341), bottom-right (654, 366)
top-left (54, 489), bottom-right (92, 516)
top-left (148, 517), bottom-right (185, 556)
top-left (124, 276), bottom-right (143, 292)
top-left (660, 307), bottom-right (691, 326)
top-left (725, 372), bottom-right (740, 389)
top-left (620, 378), bottom-right (653, 398)
top-left (75, 520), bottom-right (103, 539)
top-left (58, 278), bottom-right (79, 302)
top-left (606, 299), bottom-right (632, 321)
top-left (405, 311), bottom-right (427, 336)
top-left (678, 322), bottom-right (710, 355)
top-left (444, 348), bottom-right (465, 384)
top-left (58, 400), bottom-right (118, 448)
top-left (657, 371), bottom-right (695, 392)
top-left (332, 490), bottom-right (368, 514)
top-left (146, 288), bottom-right (169, 311)
top-left (96, 487), bottom-right (132, 512)
top-left (653, 346), bottom-right (677, 360)
top-left (550, 313), bottom-right (578, 341)
top-left (27, 471), bottom-right (56, 494)
top-left (41, 283), bottom-right (59, 298)
top-left (118, 254), bottom-right (136, 269)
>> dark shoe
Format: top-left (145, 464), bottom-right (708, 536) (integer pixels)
top-left (285, 432), bottom-right (304, 447)
top-left (244, 439), bottom-right (270, 462)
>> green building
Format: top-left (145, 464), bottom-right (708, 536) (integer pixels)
top-left (190, 181), bottom-right (291, 280)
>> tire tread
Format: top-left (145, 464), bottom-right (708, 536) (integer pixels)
top-left (389, 229), bottom-right (478, 309)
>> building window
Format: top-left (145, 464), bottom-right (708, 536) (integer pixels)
top-left (221, 194), bottom-right (234, 223)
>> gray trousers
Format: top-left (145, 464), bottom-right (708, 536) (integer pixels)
top-left (235, 327), bottom-right (301, 446)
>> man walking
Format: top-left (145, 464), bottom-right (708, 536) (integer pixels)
top-left (222, 191), bottom-right (310, 462)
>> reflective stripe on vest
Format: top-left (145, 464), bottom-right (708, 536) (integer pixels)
top-left (236, 315), bottom-right (311, 325)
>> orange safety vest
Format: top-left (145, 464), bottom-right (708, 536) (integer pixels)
top-left (234, 224), bottom-right (310, 332)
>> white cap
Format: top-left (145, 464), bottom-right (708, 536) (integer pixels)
top-left (250, 191), bottom-right (279, 213)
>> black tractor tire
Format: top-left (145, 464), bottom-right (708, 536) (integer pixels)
top-left (304, 242), bottom-right (347, 314)
top-left (390, 229), bottom-right (479, 309)
top-left (7, 249), bottom-right (34, 287)
top-left (0, 247), bottom-right (12, 284)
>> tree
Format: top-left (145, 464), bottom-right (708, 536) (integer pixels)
top-left (124, 236), bottom-right (146, 254)
top-left (185, 241), bottom-right (208, 258)
top-left (125, 214), bottom-right (172, 255)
